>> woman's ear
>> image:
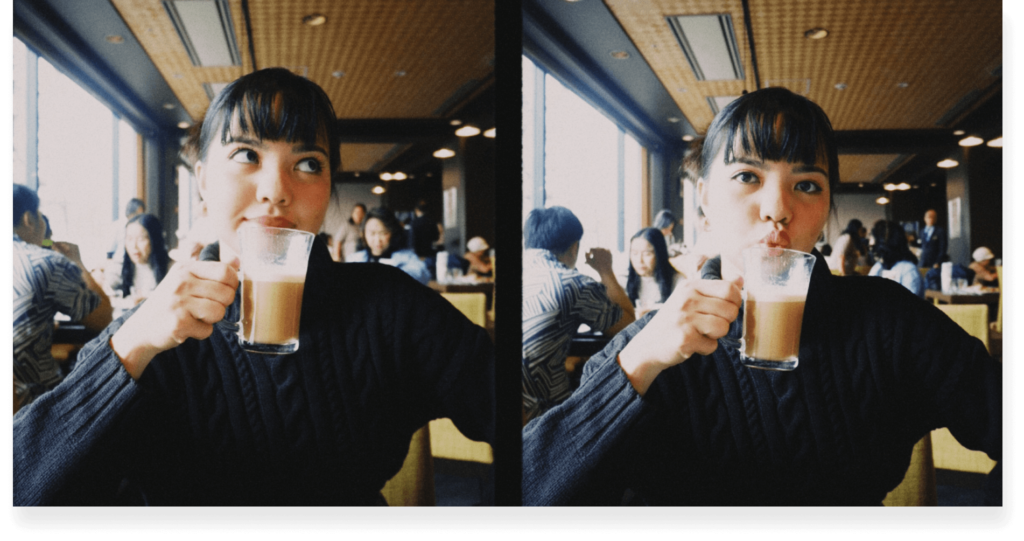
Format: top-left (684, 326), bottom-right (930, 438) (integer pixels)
top-left (697, 178), bottom-right (710, 216)
top-left (194, 161), bottom-right (207, 199)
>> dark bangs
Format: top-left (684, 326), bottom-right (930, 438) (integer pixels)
top-left (701, 87), bottom-right (839, 194)
top-left (198, 68), bottom-right (340, 173)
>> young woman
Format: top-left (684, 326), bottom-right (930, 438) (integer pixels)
top-left (107, 213), bottom-right (171, 301)
top-left (348, 207), bottom-right (431, 285)
top-left (830, 218), bottom-right (865, 275)
top-left (14, 68), bottom-right (494, 505)
top-left (626, 227), bottom-right (680, 318)
top-left (333, 202), bottom-right (366, 262)
top-left (523, 87), bottom-right (1000, 505)
top-left (868, 219), bottom-right (923, 297)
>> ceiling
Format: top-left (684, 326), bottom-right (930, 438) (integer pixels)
top-left (525, 0), bottom-right (1002, 188)
top-left (15, 0), bottom-right (495, 175)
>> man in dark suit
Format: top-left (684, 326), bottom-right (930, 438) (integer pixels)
top-left (918, 209), bottom-right (947, 269)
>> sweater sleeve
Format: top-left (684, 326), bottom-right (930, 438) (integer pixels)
top-left (13, 312), bottom-right (142, 505)
top-left (893, 288), bottom-right (1001, 461)
top-left (522, 318), bottom-right (655, 505)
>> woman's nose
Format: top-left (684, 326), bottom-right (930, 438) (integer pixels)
top-left (759, 176), bottom-right (792, 225)
top-left (254, 161), bottom-right (293, 206)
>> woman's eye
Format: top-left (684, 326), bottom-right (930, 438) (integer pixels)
top-left (296, 158), bottom-right (323, 174)
top-left (795, 180), bottom-right (823, 193)
top-left (733, 172), bottom-right (759, 185)
top-left (230, 149), bottom-right (258, 164)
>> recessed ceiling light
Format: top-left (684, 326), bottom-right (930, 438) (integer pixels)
top-left (610, 51), bottom-right (630, 59)
top-left (804, 28), bottom-right (829, 39)
top-left (667, 117), bottom-right (680, 123)
top-left (455, 125), bottom-right (481, 137)
top-left (434, 148), bottom-right (455, 159)
top-left (105, 34), bottom-right (125, 44)
top-left (896, 82), bottom-right (909, 88)
top-left (883, 183), bottom-right (897, 191)
top-left (332, 71), bottom-right (345, 78)
top-left (834, 83), bottom-right (847, 90)
top-left (354, 172), bottom-right (361, 178)
top-left (876, 196), bottom-right (890, 205)
top-left (371, 186), bottom-right (385, 195)
top-left (682, 135), bottom-right (695, 142)
top-left (896, 182), bottom-right (911, 191)
top-left (392, 172), bottom-right (407, 181)
top-left (395, 70), bottom-right (407, 77)
top-left (677, 87), bottom-right (688, 93)
top-left (937, 159), bottom-right (959, 168)
top-left (177, 121), bottom-right (191, 129)
top-left (450, 119), bottom-right (462, 126)
top-left (302, 14), bottom-right (327, 26)
top-left (483, 127), bottom-right (496, 138)
top-left (380, 172), bottom-right (393, 181)
top-left (173, 72), bottom-right (183, 79)
top-left (163, 103), bottom-right (176, 110)
top-left (858, 183), bottom-right (864, 188)
top-left (986, 136), bottom-right (1003, 148)
top-left (953, 130), bottom-right (965, 136)
top-left (959, 136), bottom-right (984, 147)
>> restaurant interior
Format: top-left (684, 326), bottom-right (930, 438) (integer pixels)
top-left (523, 0), bottom-right (1002, 506)
top-left (14, 0), bottom-right (496, 506)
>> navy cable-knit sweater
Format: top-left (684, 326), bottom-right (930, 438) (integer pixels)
top-left (523, 252), bottom-right (1001, 505)
top-left (14, 240), bottom-right (495, 505)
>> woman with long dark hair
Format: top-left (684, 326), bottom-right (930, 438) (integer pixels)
top-left (110, 213), bottom-right (171, 301)
top-left (830, 218), bottom-right (865, 275)
top-left (15, 67), bottom-right (493, 506)
top-left (523, 86), bottom-right (999, 506)
top-left (348, 206), bottom-right (431, 285)
top-left (625, 227), bottom-right (679, 318)
top-left (869, 219), bottom-right (923, 297)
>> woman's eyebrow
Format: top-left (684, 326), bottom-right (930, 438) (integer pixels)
top-left (794, 163), bottom-right (828, 176)
top-left (224, 134), bottom-right (264, 147)
top-left (292, 142), bottom-right (329, 156)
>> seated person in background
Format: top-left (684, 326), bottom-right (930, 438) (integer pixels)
top-left (108, 197), bottom-right (146, 260)
top-left (105, 213), bottom-right (171, 303)
top-left (868, 219), bottom-right (923, 298)
top-left (830, 219), bottom-right (864, 275)
top-left (333, 202), bottom-right (366, 262)
top-left (652, 209), bottom-right (681, 256)
top-left (349, 207), bottom-right (431, 285)
top-left (626, 227), bottom-right (681, 319)
top-left (13, 185), bottom-right (112, 409)
top-left (522, 206), bottom-right (635, 422)
top-left (464, 236), bottom-right (493, 277)
top-left (969, 246), bottom-right (999, 287)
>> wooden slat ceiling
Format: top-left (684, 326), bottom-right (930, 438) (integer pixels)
top-left (604, 0), bottom-right (1001, 182)
top-left (110, 0), bottom-right (494, 172)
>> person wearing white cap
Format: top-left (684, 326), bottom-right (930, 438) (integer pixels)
top-left (465, 236), bottom-right (493, 277)
top-left (969, 246), bottom-right (999, 287)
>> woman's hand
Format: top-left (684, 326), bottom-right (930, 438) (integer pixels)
top-left (617, 276), bottom-right (742, 396)
top-left (110, 259), bottom-right (239, 380)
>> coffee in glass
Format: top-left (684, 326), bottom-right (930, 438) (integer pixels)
top-left (739, 246), bottom-right (816, 371)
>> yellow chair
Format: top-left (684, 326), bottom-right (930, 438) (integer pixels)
top-left (883, 433), bottom-right (937, 506)
top-left (381, 424), bottom-right (436, 506)
top-left (830, 269), bottom-right (842, 276)
top-left (919, 267), bottom-right (929, 282)
top-left (431, 291), bottom-right (494, 464)
top-left (440, 292), bottom-right (487, 327)
top-left (929, 303), bottom-right (997, 474)
top-left (937, 304), bottom-right (989, 352)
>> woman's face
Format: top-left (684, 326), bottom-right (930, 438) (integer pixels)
top-left (352, 206), bottom-right (366, 225)
top-left (630, 237), bottom-right (657, 277)
top-left (364, 217), bottom-right (392, 256)
top-left (699, 140), bottom-right (830, 273)
top-left (194, 114), bottom-right (331, 260)
top-left (125, 222), bottom-right (152, 265)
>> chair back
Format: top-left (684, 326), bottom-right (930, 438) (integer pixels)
top-left (883, 433), bottom-right (937, 506)
top-left (996, 266), bottom-right (1002, 333)
top-left (381, 424), bottom-right (436, 506)
top-left (936, 304), bottom-right (989, 352)
top-left (440, 292), bottom-right (487, 327)
top-left (428, 418), bottom-right (494, 464)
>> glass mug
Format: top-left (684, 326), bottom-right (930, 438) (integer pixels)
top-left (220, 224), bottom-right (315, 355)
top-left (738, 246), bottom-right (816, 371)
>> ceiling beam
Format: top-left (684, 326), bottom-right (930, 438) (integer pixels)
top-left (835, 129), bottom-right (961, 155)
top-left (334, 119), bottom-right (456, 144)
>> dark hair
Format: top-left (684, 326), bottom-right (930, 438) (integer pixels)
top-left (702, 87), bottom-right (839, 206)
top-left (524, 206), bottom-right (584, 254)
top-left (842, 219), bottom-right (863, 236)
top-left (363, 207), bottom-right (405, 256)
top-left (13, 184), bottom-right (40, 227)
top-left (349, 203), bottom-right (367, 224)
top-left (119, 214), bottom-right (170, 297)
top-left (821, 243), bottom-right (833, 257)
top-left (125, 198), bottom-right (146, 217)
top-left (186, 67), bottom-right (340, 175)
top-left (680, 136), bottom-right (705, 181)
top-left (871, 219), bottom-right (918, 270)
top-left (652, 209), bottom-right (677, 231)
top-left (626, 228), bottom-right (676, 305)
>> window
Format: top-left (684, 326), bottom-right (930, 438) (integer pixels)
top-left (522, 55), bottom-right (644, 277)
top-left (13, 37), bottom-right (139, 272)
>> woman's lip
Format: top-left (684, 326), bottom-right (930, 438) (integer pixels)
top-left (249, 216), bottom-right (297, 228)
top-left (758, 230), bottom-right (791, 248)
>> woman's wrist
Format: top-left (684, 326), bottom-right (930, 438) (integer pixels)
top-left (109, 324), bottom-right (158, 380)
top-left (617, 340), bottom-right (673, 396)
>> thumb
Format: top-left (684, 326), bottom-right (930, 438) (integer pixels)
top-left (225, 255), bottom-right (241, 271)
